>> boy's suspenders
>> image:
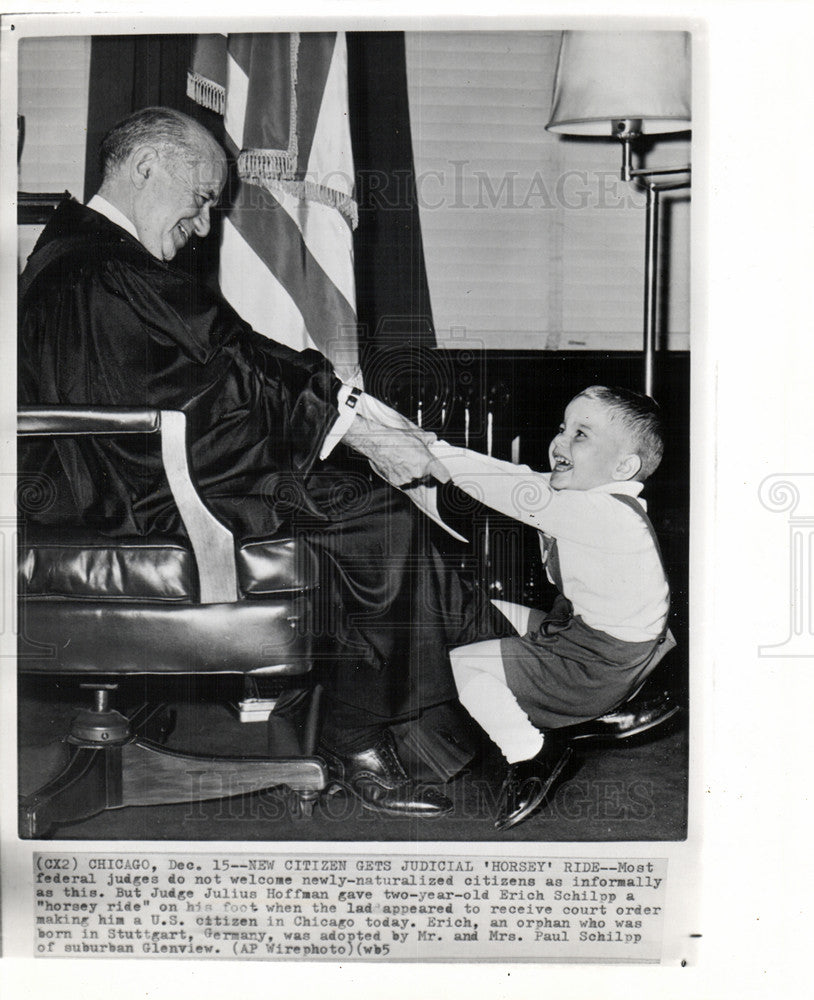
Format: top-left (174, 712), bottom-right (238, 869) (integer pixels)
top-left (611, 492), bottom-right (673, 647)
top-left (611, 492), bottom-right (667, 571)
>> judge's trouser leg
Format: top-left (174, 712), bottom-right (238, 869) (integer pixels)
top-left (303, 492), bottom-right (464, 750)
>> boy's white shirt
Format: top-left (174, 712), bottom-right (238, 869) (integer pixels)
top-left (428, 440), bottom-right (669, 643)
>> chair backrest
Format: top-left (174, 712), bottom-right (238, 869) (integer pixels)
top-left (19, 406), bottom-right (238, 603)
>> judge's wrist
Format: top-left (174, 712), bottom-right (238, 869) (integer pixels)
top-left (320, 384), bottom-right (363, 460)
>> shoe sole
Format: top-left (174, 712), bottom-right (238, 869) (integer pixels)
top-left (495, 745), bottom-right (573, 832)
top-left (325, 780), bottom-right (453, 818)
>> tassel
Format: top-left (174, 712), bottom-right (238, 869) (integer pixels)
top-left (186, 71), bottom-right (225, 116)
top-left (238, 161), bottom-right (359, 230)
top-left (238, 148), bottom-right (297, 182)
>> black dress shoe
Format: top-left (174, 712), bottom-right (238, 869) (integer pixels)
top-left (319, 731), bottom-right (453, 817)
top-left (495, 738), bottom-right (573, 832)
top-left (564, 688), bottom-right (680, 743)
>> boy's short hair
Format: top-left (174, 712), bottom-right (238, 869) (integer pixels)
top-left (577, 385), bottom-right (664, 481)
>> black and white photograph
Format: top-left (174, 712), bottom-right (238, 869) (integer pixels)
top-left (2, 1), bottom-right (814, 995)
top-left (12, 23), bottom-right (690, 844)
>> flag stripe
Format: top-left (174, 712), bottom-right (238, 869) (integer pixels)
top-left (221, 217), bottom-right (317, 353)
top-left (224, 51), bottom-right (249, 149)
top-left (225, 33), bottom-right (253, 77)
top-left (307, 32), bottom-right (354, 199)
top-left (273, 189), bottom-right (355, 312)
top-left (291, 33), bottom-right (337, 175)
top-left (229, 185), bottom-right (357, 360)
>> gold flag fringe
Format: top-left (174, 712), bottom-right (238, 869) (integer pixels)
top-left (238, 162), bottom-right (359, 231)
top-left (189, 33), bottom-right (357, 229)
top-left (238, 148), bottom-right (297, 182)
top-left (186, 71), bottom-right (225, 115)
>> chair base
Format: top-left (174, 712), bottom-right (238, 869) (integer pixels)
top-left (19, 700), bottom-right (327, 839)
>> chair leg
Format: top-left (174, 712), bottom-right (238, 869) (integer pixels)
top-left (292, 685), bottom-right (323, 818)
top-left (19, 745), bottom-right (120, 838)
top-left (265, 684), bottom-right (324, 817)
top-left (20, 683), bottom-right (328, 837)
top-left (118, 737), bottom-right (326, 807)
top-left (303, 683), bottom-right (323, 755)
top-left (20, 735), bottom-right (327, 837)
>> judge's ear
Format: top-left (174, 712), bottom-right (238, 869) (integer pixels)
top-left (130, 146), bottom-right (160, 189)
top-left (613, 453), bottom-right (642, 482)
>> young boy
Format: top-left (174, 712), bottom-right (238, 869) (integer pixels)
top-left (429, 386), bottom-right (675, 830)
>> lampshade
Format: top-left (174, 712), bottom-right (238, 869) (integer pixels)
top-left (547, 30), bottom-right (691, 136)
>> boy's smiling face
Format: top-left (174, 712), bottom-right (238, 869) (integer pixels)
top-left (548, 395), bottom-right (639, 491)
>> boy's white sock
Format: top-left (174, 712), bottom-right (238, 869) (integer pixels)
top-left (451, 644), bottom-right (544, 764)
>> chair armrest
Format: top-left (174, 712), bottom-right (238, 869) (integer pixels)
top-left (18, 406), bottom-right (160, 436)
top-left (18, 406), bottom-right (239, 604)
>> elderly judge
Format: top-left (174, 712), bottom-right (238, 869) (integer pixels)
top-left (18, 106), bottom-right (487, 819)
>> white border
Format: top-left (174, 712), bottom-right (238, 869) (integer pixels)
top-left (3, 1), bottom-right (813, 997)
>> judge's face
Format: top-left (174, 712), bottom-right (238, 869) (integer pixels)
top-left (132, 138), bottom-right (227, 262)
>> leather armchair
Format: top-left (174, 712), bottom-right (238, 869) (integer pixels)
top-left (17, 406), bottom-right (327, 837)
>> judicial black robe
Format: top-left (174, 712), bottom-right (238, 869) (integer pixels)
top-left (18, 199), bottom-right (485, 726)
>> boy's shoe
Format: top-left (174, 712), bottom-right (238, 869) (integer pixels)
top-left (494, 738), bottom-right (573, 831)
top-left (565, 688), bottom-right (680, 742)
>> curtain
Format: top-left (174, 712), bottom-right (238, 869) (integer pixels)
top-left (84, 34), bottom-right (191, 201)
top-left (347, 31), bottom-right (437, 370)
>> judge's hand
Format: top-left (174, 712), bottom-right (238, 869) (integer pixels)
top-left (342, 415), bottom-right (449, 488)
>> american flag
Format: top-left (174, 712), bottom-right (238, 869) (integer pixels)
top-left (188, 32), bottom-right (361, 382)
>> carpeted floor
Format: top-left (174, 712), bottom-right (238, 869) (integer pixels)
top-left (18, 676), bottom-right (688, 843)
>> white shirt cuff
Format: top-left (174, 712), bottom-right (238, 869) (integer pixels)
top-left (319, 384), bottom-right (363, 460)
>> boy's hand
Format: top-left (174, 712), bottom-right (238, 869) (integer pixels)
top-left (342, 415), bottom-right (440, 487)
top-left (340, 392), bottom-right (452, 487)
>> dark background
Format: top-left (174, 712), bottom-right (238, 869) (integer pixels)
top-left (20, 31), bottom-right (690, 841)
